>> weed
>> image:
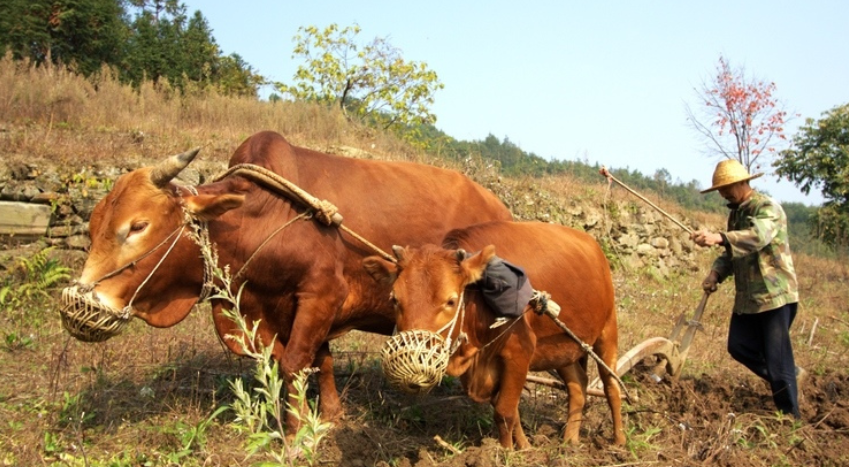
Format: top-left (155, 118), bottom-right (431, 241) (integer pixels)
top-left (0, 246), bottom-right (71, 350)
top-left (58, 391), bottom-right (94, 428)
top-left (625, 424), bottom-right (662, 457)
top-left (192, 228), bottom-right (332, 466)
top-left (162, 405), bottom-right (228, 463)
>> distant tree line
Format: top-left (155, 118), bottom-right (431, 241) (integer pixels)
top-left (406, 123), bottom-right (832, 255)
top-left (0, 0), bottom-right (263, 96)
top-left (416, 128), bottom-right (731, 213)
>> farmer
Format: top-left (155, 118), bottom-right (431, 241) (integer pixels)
top-left (691, 159), bottom-right (801, 419)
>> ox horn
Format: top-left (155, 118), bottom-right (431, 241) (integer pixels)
top-left (455, 249), bottom-right (467, 262)
top-left (392, 245), bottom-right (406, 262)
top-left (150, 147), bottom-right (201, 187)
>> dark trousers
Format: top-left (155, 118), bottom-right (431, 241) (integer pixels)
top-left (727, 303), bottom-right (799, 418)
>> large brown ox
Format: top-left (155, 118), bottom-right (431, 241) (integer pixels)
top-left (66, 130), bottom-right (512, 430)
top-left (363, 221), bottom-right (624, 449)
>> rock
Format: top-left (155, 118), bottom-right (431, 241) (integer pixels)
top-left (678, 232), bottom-right (694, 252)
top-left (175, 168), bottom-right (201, 186)
top-left (624, 254), bottom-right (645, 270)
top-left (35, 172), bottom-right (64, 193)
top-left (635, 243), bottom-right (655, 256)
top-left (65, 234), bottom-right (91, 250)
top-left (670, 237), bottom-right (684, 255)
top-left (650, 237), bottom-right (669, 249)
top-left (7, 161), bottom-right (38, 180)
top-left (638, 210), bottom-right (659, 224)
top-left (0, 201), bottom-right (52, 236)
top-left (47, 225), bottom-right (74, 237)
top-left (31, 191), bottom-right (62, 204)
top-left (618, 232), bottom-right (640, 249)
top-left (0, 182), bottom-right (41, 201)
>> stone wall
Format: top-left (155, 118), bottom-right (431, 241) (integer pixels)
top-left (0, 158), bottom-right (225, 251)
top-left (0, 158), bottom-right (709, 275)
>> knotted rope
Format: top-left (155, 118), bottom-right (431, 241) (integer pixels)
top-left (213, 163), bottom-right (395, 262)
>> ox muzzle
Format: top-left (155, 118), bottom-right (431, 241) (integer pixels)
top-left (380, 329), bottom-right (452, 394)
top-left (59, 285), bottom-right (131, 342)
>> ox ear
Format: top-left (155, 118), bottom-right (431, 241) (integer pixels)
top-left (363, 256), bottom-right (399, 286)
top-left (185, 193), bottom-right (245, 221)
top-left (461, 244), bottom-right (497, 284)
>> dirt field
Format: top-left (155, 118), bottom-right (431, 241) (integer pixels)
top-left (2, 245), bottom-right (848, 467)
top-left (2, 61), bottom-right (847, 466)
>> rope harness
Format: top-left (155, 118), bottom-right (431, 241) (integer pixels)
top-left (62, 160), bottom-right (631, 402)
top-left (215, 164), bottom-right (395, 262)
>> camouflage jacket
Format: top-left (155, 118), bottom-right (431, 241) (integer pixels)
top-left (711, 191), bottom-right (799, 314)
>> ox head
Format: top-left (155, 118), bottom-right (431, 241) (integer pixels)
top-left (364, 244), bottom-right (496, 333)
top-left (61, 149), bottom-right (245, 342)
top-left (363, 244), bottom-right (496, 393)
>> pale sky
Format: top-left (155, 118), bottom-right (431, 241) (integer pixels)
top-left (181, 1), bottom-right (848, 206)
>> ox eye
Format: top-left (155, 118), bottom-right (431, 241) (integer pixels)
top-left (446, 296), bottom-right (458, 308)
top-left (129, 221), bottom-right (149, 234)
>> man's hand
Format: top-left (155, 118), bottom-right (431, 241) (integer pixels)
top-left (691, 229), bottom-right (724, 247)
top-left (702, 270), bottom-right (719, 294)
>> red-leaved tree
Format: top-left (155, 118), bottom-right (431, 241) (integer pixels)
top-left (686, 56), bottom-right (790, 173)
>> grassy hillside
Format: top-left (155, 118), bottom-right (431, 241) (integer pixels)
top-left (2, 57), bottom-right (849, 466)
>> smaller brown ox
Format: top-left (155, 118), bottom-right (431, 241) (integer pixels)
top-left (363, 221), bottom-right (624, 449)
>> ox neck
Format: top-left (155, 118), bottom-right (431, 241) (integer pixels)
top-left (178, 184), bottom-right (215, 304)
top-left (464, 288), bottom-right (525, 352)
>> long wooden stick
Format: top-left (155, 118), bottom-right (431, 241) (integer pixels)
top-left (599, 166), bottom-right (694, 235)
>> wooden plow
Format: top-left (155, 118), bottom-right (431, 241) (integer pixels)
top-left (526, 291), bottom-right (710, 397)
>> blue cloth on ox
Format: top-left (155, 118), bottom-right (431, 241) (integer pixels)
top-left (477, 256), bottom-right (534, 318)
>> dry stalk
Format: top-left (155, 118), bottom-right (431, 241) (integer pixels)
top-left (433, 435), bottom-right (462, 455)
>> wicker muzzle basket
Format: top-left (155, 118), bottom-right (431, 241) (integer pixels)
top-left (380, 329), bottom-right (452, 394)
top-left (60, 286), bottom-right (131, 343)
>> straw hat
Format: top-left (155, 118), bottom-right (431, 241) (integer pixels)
top-left (701, 159), bottom-right (763, 193)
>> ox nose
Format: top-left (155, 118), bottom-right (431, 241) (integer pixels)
top-left (60, 284), bottom-right (131, 342)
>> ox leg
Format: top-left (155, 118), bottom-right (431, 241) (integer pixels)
top-left (313, 342), bottom-right (343, 421)
top-left (492, 395), bottom-right (528, 450)
top-left (557, 357), bottom-right (588, 444)
top-left (278, 302), bottom-right (340, 436)
top-left (595, 335), bottom-right (625, 445)
top-left (492, 364), bottom-right (531, 450)
top-left (510, 406), bottom-right (530, 450)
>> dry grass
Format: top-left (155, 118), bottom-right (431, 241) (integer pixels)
top-left (0, 53), bottom-right (420, 168)
top-left (1, 57), bottom-right (848, 466)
